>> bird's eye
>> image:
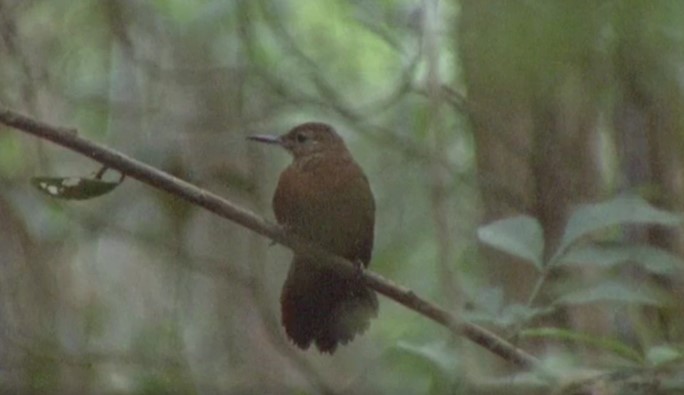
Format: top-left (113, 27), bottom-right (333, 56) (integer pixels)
top-left (296, 133), bottom-right (308, 143)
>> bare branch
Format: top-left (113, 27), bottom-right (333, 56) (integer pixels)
top-left (0, 105), bottom-right (541, 370)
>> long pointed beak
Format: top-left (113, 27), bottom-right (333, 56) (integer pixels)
top-left (247, 134), bottom-right (282, 145)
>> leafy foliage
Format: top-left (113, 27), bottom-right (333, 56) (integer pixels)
top-left (476, 194), bottom-right (684, 376)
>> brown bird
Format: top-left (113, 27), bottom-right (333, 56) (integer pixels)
top-left (248, 122), bottom-right (378, 353)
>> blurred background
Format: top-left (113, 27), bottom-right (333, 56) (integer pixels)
top-left (2, 0), bottom-right (684, 394)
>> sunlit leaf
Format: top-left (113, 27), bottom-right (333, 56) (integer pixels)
top-left (521, 327), bottom-right (642, 363)
top-left (498, 304), bottom-right (553, 327)
top-left (552, 195), bottom-right (681, 261)
top-left (554, 282), bottom-right (661, 306)
top-left (31, 176), bottom-right (122, 200)
top-left (646, 345), bottom-right (683, 367)
top-left (477, 215), bottom-right (544, 269)
top-left (559, 244), bottom-right (681, 275)
top-left (464, 302), bottom-right (552, 329)
top-left (462, 285), bottom-right (504, 315)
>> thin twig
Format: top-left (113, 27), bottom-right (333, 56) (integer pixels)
top-left (0, 105), bottom-right (541, 370)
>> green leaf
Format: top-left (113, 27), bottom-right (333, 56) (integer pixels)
top-left (477, 215), bottom-right (544, 269)
top-left (463, 285), bottom-right (553, 328)
top-left (462, 285), bottom-right (504, 316)
top-left (464, 303), bottom-right (552, 329)
top-left (31, 176), bottom-right (122, 200)
top-left (498, 304), bottom-right (553, 327)
top-left (552, 195), bottom-right (681, 261)
top-left (559, 244), bottom-right (681, 275)
top-left (394, 341), bottom-right (460, 379)
top-left (521, 327), bottom-right (643, 363)
top-left (393, 341), bottom-right (461, 395)
top-left (554, 281), bottom-right (661, 306)
top-left (646, 345), bottom-right (683, 367)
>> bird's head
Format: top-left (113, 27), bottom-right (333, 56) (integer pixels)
top-left (248, 122), bottom-right (348, 159)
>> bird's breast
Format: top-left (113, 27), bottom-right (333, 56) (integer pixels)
top-left (273, 155), bottom-right (375, 263)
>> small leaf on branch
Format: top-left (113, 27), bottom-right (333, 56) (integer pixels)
top-left (31, 175), bottom-right (123, 200)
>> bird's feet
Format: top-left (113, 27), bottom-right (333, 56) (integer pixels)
top-left (352, 259), bottom-right (365, 281)
top-left (271, 223), bottom-right (293, 246)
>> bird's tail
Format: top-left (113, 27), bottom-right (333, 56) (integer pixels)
top-left (280, 257), bottom-right (378, 353)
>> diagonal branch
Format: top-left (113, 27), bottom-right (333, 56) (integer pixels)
top-left (0, 105), bottom-right (541, 371)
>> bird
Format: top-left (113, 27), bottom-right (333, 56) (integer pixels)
top-left (248, 122), bottom-right (378, 353)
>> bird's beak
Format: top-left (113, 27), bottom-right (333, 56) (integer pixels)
top-left (247, 134), bottom-right (282, 146)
